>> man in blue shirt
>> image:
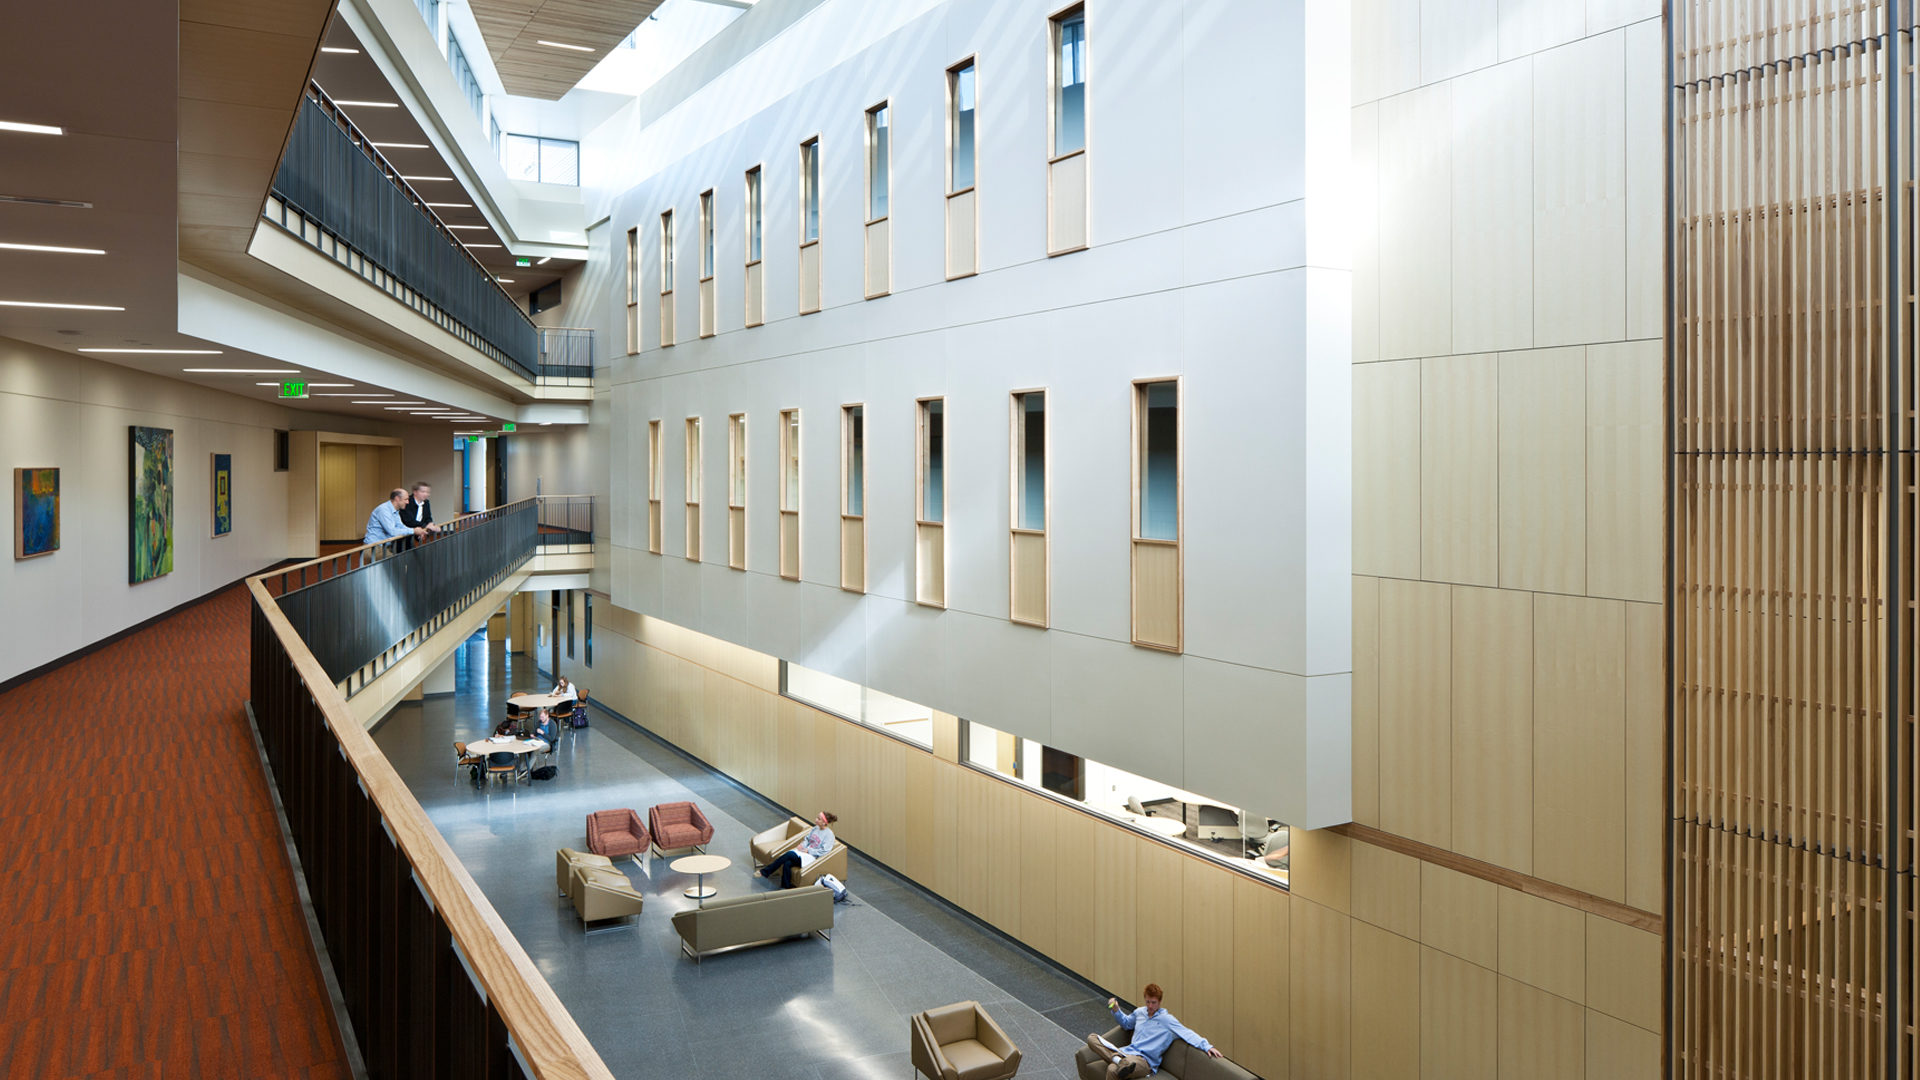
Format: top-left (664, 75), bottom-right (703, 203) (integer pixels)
top-left (1085, 982), bottom-right (1222, 1078)
top-left (364, 488), bottom-right (414, 547)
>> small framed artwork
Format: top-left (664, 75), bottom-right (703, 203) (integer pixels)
top-left (13, 467), bottom-right (59, 560)
top-left (211, 452), bottom-right (232, 537)
top-left (130, 425), bottom-right (174, 584)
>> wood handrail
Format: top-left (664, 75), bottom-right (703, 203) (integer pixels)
top-left (248, 573), bottom-right (614, 1079)
top-left (270, 496), bottom-right (541, 587)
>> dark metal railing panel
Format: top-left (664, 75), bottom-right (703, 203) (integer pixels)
top-left (277, 501), bottom-right (536, 684)
top-left (272, 88), bottom-right (539, 378)
top-left (535, 495), bottom-right (594, 549)
top-left (537, 327), bottom-right (594, 383)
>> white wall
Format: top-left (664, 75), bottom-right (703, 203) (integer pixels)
top-left (583, 0), bottom-right (1353, 827)
top-left (0, 339), bottom-right (292, 684)
top-left (505, 426), bottom-right (595, 501)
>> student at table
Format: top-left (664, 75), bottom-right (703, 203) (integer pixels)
top-left (493, 717), bottom-right (518, 738)
top-left (551, 676), bottom-right (576, 701)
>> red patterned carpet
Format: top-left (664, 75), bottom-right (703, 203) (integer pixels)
top-left (0, 585), bottom-right (349, 1079)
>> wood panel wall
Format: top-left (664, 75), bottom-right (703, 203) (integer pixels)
top-left (1672, 3), bottom-right (1916, 1075)
top-left (536, 602), bottom-right (1665, 1079)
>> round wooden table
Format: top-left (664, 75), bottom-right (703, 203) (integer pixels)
top-left (509, 692), bottom-right (571, 710)
top-left (670, 854), bottom-right (730, 904)
top-left (1119, 813), bottom-right (1190, 839)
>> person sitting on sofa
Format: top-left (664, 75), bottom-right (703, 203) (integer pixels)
top-left (756, 810), bottom-right (837, 888)
top-left (1086, 982), bottom-right (1222, 1079)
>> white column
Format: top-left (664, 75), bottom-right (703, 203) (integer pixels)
top-left (466, 437), bottom-right (489, 511)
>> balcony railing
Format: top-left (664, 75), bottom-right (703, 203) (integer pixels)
top-left (249, 500), bottom-right (612, 1079)
top-left (536, 494), bottom-right (595, 552)
top-left (269, 82), bottom-right (540, 379)
top-left (538, 327), bottom-right (594, 385)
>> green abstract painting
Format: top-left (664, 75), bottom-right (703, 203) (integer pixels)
top-left (210, 452), bottom-right (232, 537)
top-left (129, 426), bottom-right (174, 583)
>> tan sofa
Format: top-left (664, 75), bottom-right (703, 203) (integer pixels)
top-left (911, 1001), bottom-right (1021, 1080)
top-left (568, 865), bottom-right (645, 931)
top-left (669, 885), bottom-right (833, 961)
top-left (748, 816), bottom-right (850, 888)
top-left (1073, 1026), bottom-right (1257, 1080)
top-left (556, 848), bottom-right (613, 897)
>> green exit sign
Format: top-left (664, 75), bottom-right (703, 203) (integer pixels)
top-left (278, 381), bottom-right (308, 399)
top-left (501, 421), bottom-right (517, 432)
top-left (515, 258), bottom-right (531, 267)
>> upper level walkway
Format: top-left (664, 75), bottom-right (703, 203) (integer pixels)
top-left (0, 584), bottom-right (348, 1078)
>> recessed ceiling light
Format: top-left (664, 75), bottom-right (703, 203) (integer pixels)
top-left (0, 120), bottom-right (64, 135)
top-left (312, 393), bottom-right (369, 396)
top-left (333, 100), bottom-right (399, 108)
top-left (465, 243), bottom-right (500, 249)
top-left (0, 241), bottom-right (105, 255)
top-left (447, 225), bottom-right (487, 230)
top-left (0, 194), bottom-right (91, 209)
top-left (0, 300), bottom-right (124, 310)
top-left (343, 392), bottom-right (390, 397)
top-left (308, 383), bottom-right (353, 387)
top-left (537, 39), bottom-right (594, 52)
top-left (372, 142), bottom-right (428, 149)
top-left (426, 202), bottom-right (471, 208)
top-left (537, 256), bottom-right (552, 265)
top-left (81, 348), bottom-right (222, 354)
top-left (495, 277), bottom-right (515, 283)
top-left (321, 46), bottom-right (359, 54)
top-left (355, 400), bottom-right (417, 404)
top-left (402, 175), bottom-right (453, 181)
top-left (183, 368), bottom-right (300, 374)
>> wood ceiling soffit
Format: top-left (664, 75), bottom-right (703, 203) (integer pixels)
top-left (470, 0), bottom-right (663, 100)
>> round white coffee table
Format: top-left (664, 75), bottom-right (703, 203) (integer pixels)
top-left (671, 854), bottom-right (730, 904)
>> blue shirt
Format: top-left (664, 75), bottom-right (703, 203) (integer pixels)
top-left (1112, 1005), bottom-right (1212, 1073)
top-left (364, 501), bottom-right (412, 545)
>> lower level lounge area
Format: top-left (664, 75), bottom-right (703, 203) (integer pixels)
top-left (370, 631), bottom-right (1121, 1079)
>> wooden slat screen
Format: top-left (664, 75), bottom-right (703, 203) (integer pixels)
top-left (1672, 2), bottom-right (1915, 1076)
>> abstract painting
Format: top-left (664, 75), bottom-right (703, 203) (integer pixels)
top-left (13, 467), bottom-right (59, 560)
top-left (129, 426), bottom-right (174, 584)
top-left (210, 452), bottom-right (232, 537)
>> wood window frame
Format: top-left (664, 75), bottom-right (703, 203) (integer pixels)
top-left (683, 416), bottom-right (701, 562)
top-left (915, 396), bottom-right (947, 608)
top-left (727, 412), bottom-right (746, 569)
top-left (659, 209), bottom-right (677, 347)
top-left (799, 135), bottom-right (822, 315)
top-left (1045, 2), bottom-right (1089, 257)
top-left (1008, 388), bottom-right (1050, 627)
top-left (697, 189), bottom-right (716, 338)
top-left (624, 226), bottom-right (639, 354)
top-left (945, 56), bottom-right (980, 281)
top-left (840, 402), bottom-right (866, 593)
top-left (1129, 376), bottom-right (1182, 651)
top-left (647, 419), bottom-right (663, 554)
top-left (744, 164), bottom-right (765, 328)
top-left (779, 407), bottom-right (800, 581)
top-left (863, 102), bottom-right (892, 299)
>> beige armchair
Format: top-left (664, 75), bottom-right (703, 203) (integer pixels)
top-left (750, 817), bottom-right (850, 888)
top-left (749, 817), bottom-right (812, 867)
top-left (911, 1001), bottom-right (1021, 1080)
top-left (568, 865), bottom-right (644, 930)
top-left (556, 848), bottom-right (614, 897)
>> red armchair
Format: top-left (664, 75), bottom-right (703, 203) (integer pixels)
top-left (648, 801), bottom-right (715, 856)
top-left (587, 809), bottom-right (649, 864)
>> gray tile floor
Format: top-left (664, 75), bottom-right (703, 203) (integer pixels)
top-left (371, 635), bottom-right (1113, 1080)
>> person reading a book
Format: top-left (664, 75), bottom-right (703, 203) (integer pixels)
top-left (757, 810), bottom-right (837, 888)
top-left (1086, 982), bottom-right (1222, 1079)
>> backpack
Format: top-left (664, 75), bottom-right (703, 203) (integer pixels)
top-left (570, 707), bottom-right (589, 729)
top-left (816, 873), bottom-right (848, 903)
top-left (530, 765), bottom-right (558, 781)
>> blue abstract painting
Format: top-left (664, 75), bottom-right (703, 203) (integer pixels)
top-left (13, 467), bottom-right (58, 559)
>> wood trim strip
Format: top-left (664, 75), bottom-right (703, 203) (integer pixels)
top-left (1331, 822), bottom-right (1663, 934)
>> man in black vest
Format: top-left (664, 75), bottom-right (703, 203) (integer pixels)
top-left (399, 481), bottom-right (442, 545)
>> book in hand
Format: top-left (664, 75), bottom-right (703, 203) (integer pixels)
top-left (1095, 1035), bottom-right (1124, 1056)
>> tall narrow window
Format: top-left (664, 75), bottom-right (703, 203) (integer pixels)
top-left (864, 104), bottom-right (892, 298)
top-left (1131, 379), bottom-right (1181, 650)
top-left (779, 408), bottom-right (800, 580)
top-left (584, 593), bottom-right (593, 668)
top-left (799, 137), bottom-right (822, 314)
top-left (840, 404), bottom-right (865, 592)
top-left (946, 59), bottom-right (979, 279)
top-left (744, 165), bottom-right (765, 327)
top-left (625, 227), bottom-right (639, 353)
top-left (684, 416), bottom-right (701, 560)
top-left (1047, 6), bottom-right (1089, 255)
top-left (647, 419), bottom-right (663, 554)
top-left (697, 189), bottom-right (716, 338)
top-left (659, 209), bottom-right (677, 346)
top-left (1009, 390), bottom-right (1047, 625)
top-left (915, 397), bottom-right (946, 607)
top-left (727, 413), bottom-right (746, 569)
